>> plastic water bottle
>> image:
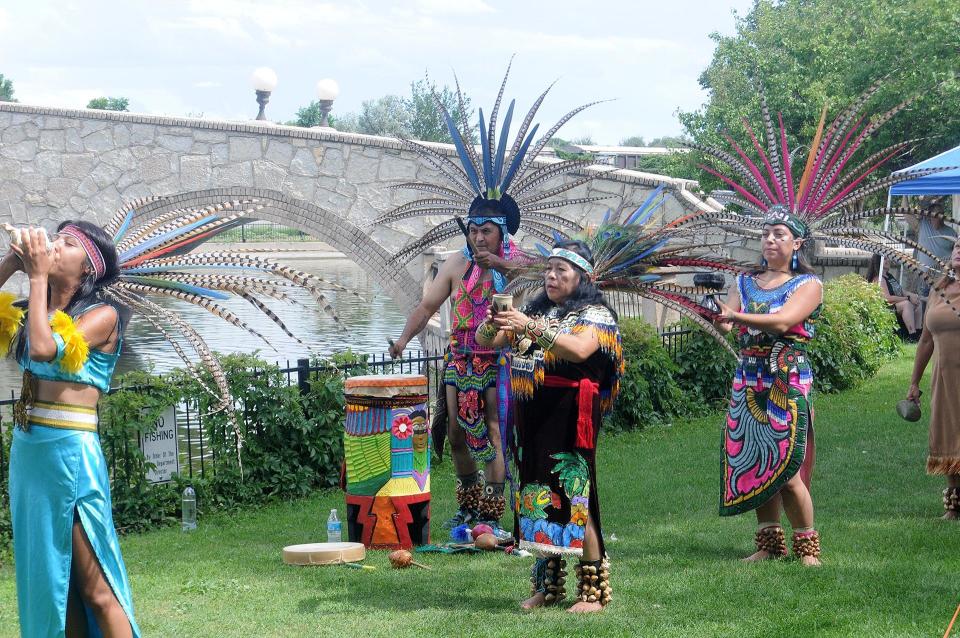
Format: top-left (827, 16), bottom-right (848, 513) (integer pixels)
top-left (181, 486), bottom-right (197, 531)
top-left (326, 508), bottom-right (342, 543)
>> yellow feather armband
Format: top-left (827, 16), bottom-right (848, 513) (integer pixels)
top-left (0, 291), bottom-right (25, 358)
top-left (50, 310), bottom-right (89, 374)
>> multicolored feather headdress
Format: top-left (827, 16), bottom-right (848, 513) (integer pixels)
top-left (376, 58), bottom-right (611, 266)
top-left (94, 196), bottom-right (360, 468)
top-left (681, 79), bottom-right (958, 289)
top-left (506, 186), bottom-right (755, 353)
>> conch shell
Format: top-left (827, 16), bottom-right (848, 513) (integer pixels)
top-left (3, 224), bottom-right (51, 252)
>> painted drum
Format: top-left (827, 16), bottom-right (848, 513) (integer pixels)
top-left (343, 374), bottom-right (431, 549)
top-left (282, 542), bottom-right (366, 566)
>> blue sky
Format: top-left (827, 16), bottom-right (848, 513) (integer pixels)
top-left (0, 0), bottom-right (755, 144)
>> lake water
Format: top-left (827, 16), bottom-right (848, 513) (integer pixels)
top-left (0, 258), bottom-right (419, 392)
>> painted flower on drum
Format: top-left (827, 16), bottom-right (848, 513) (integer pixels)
top-left (392, 415), bottom-right (413, 439)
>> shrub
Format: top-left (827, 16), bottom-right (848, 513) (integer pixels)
top-left (1, 352), bottom-right (353, 553)
top-left (673, 318), bottom-right (737, 411)
top-left (607, 318), bottom-right (687, 431)
top-left (808, 274), bottom-right (902, 392)
top-left (167, 353), bottom-right (350, 512)
top-left (0, 423), bottom-right (11, 566)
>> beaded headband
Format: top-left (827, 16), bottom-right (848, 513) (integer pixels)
top-left (763, 206), bottom-right (809, 239)
top-left (60, 225), bottom-right (106, 279)
top-left (550, 248), bottom-right (594, 275)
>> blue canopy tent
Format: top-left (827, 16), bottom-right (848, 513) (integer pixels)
top-left (882, 144), bottom-right (960, 279)
top-left (890, 144), bottom-right (960, 195)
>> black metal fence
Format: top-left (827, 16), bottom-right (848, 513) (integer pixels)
top-left (659, 324), bottom-right (692, 359)
top-left (603, 290), bottom-right (646, 319)
top-left (0, 330), bottom-right (693, 484)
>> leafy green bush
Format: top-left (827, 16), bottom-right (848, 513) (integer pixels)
top-left (0, 352), bottom-right (354, 553)
top-left (99, 370), bottom-right (183, 533)
top-left (607, 318), bottom-right (687, 431)
top-left (0, 423), bottom-right (11, 566)
top-left (672, 319), bottom-right (737, 410)
top-left (176, 353), bottom-right (347, 511)
top-left (808, 274), bottom-right (902, 392)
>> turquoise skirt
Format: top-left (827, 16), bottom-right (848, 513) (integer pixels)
top-left (9, 414), bottom-right (140, 637)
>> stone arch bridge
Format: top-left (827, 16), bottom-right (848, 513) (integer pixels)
top-left (0, 102), bottom-right (715, 310)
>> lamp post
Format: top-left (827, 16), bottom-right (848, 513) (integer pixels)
top-left (315, 78), bottom-right (340, 128)
top-left (250, 67), bottom-right (278, 121)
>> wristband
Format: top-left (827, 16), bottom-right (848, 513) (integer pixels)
top-left (524, 319), bottom-right (558, 351)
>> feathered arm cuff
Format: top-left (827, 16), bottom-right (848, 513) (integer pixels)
top-left (49, 310), bottom-right (89, 374)
top-left (0, 291), bottom-right (25, 358)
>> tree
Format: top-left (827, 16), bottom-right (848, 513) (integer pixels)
top-left (87, 97), bottom-right (130, 112)
top-left (0, 74), bottom-right (15, 102)
top-left (288, 75), bottom-right (473, 143)
top-left (354, 95), bottom-right (411, 138)
top-left (621, 136), bottom-right (646, 147)
top-left (404, 76), bottom-right (474, 144)
top-left (647, 135), bottom-right (689, 148)
top-left (679, 0), bottom-right (960, 194)
top-left (290, 101), bottom-right (325, 128)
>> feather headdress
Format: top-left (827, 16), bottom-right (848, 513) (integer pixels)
top-left (377, 58), bottom-right (612, 267)
top-left (679, 79), bottom-right (958, 292)
top-left (94, 195), bottom-right (359, 470)
top-left (506, 186), bottom-right (755, 354)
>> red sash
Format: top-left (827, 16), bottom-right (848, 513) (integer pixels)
top-left (543, 375), bottom-right (600, 449)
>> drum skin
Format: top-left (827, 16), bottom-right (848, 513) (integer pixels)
top-left (282, 542), bottom-right (366, 566)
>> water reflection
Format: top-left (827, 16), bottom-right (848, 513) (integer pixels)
top-left (0, 258), bottom-right (415, 391)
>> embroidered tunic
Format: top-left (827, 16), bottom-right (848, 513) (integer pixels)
top-left (720, 273), bottom-right (821, 516)
top-left (443, 268), bottom-right (512, 463)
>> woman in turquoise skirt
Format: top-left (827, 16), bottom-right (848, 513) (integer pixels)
top-left (3, 222), bottom-right (139, 637)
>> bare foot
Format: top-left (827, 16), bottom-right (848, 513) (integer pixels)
top-left (741, 549), bottom-right (782, 562)
top-left (799, 555), bottom-right (821, 567)
top-left (568, 601), bottom-right (604, 613)
top-left (520, 592), bottom-right (547, 610)
top-left (942, 510), bottom-right (959, 521)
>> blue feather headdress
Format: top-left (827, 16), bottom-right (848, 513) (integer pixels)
top-left (376, 58), bottom-right (612, 266)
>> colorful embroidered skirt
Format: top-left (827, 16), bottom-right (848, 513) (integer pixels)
top-left (443, 351), bottom-right (499, 463)
top-left (9, 402), bottom-right (140, 637)
top-left (514, 378), bottom-right (603, 557)
top-left (720, 352), bottom-right (815, 516)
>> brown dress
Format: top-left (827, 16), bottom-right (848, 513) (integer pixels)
top-left (925, 284), bottom-right (960, 475)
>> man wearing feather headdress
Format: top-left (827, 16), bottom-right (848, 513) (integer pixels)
top-left (382, 59), bottom-right (610, 536)
top-left (389, 201), bottom-right (520, 533)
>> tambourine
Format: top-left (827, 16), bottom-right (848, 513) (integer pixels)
top-left (281, 542), bottom-right (366, 566)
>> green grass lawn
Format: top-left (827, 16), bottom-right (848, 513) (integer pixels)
top-left (2, 348), bottom-right (958, 637)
